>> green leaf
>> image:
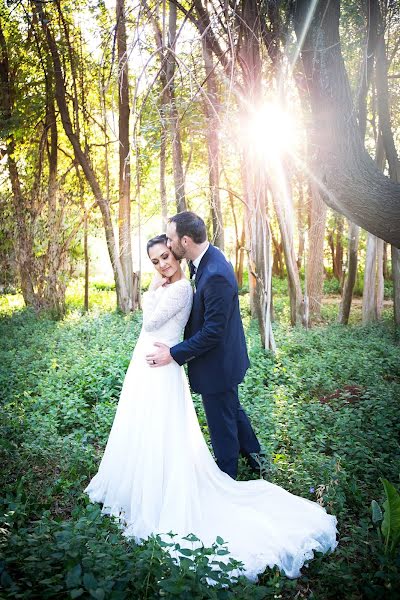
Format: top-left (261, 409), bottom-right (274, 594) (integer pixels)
top-left (215, 536), bottom-right (224, 545)
top-left (83, 572), bottom-right (98, 591)
top-left (90, 589), bottom-right (105, 600)
top-left (177, 548), bottom-right (194, 557)
top-left (371, 499), bottom-right (383, 524)
top-left (1, 570), bottom-right (13, 588)
top-left (70, 589), bottom-right (85, 599)
top-left (182, 533), bottom-right (200, 542)
top-left (380, 478), bottom-right (400, 554)
top-left (66, 564), bottom-right (82, 589)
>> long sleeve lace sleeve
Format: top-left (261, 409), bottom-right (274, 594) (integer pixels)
top-left (142, 280), bottom-right (192, 332)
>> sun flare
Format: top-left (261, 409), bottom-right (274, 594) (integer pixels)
top-left (241, 102), bottom-right (300, 161)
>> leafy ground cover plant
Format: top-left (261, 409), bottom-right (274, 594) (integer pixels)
top-left (1, 282), bottom-right (399, 598)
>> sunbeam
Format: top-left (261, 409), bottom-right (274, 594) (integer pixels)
top-left (288, 0), bottom-right (319, 76)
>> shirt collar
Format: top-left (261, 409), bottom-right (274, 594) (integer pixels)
top-left (192, 242), bottom-right (210, 270)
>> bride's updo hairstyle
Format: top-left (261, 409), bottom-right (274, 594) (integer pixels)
top-left (146, 234), bottom-right (168, 256)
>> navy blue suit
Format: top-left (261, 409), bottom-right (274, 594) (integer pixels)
top-left (170, 244), bottom-right (260, 478)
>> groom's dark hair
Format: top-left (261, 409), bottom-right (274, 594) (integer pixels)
top-left (169, 211), bottom-right (207, 244)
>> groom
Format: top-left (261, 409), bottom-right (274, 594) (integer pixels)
top-left (146, 211), bottom-right (261, 479)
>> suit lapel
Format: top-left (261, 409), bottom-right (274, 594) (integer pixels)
top-left (194, 244), bottom-right (214, 285)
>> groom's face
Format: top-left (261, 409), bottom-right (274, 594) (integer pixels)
top-left (166, 222), bottom-right (187, 260)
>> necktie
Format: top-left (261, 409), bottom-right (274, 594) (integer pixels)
top-left (189, 261), bottom-right (197, 279)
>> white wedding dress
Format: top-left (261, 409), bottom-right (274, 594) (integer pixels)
top-left (85, 278), bottom-right (337, 580)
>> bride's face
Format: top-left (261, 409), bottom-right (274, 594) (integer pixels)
top-left (148, 243), bottom-right (179, 279)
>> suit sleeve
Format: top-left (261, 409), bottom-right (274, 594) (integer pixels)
top-left (170, 274), bottom-right (234, 366)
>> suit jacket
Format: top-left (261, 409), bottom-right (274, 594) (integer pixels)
top-left (170, 244), bottom-right (250, 394)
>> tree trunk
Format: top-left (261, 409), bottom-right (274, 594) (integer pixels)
top-left (269, 175), bottom-right (305, 326)
top-left (383, 243), bottom-right (388, 280)
top-left (363, 233), bottom-right (382, 323)
top-left (6, 149), bottom-right (37, 306)
top-left (362, 234), bottom-right (377, 322)
top-left (160, 111), bottom-right (168, 229)
top-left (357, 0), bottom-right (378, 140)
top-left (0, 19), bottom-right (37, 308)
top-left (295, 72), bottom-right (326, 325)
top-left (238, 0), bottom-right (275, 349)
top-left (202, 38), bottom-right (224, 249)
top-left (242, 152), bottom-right (275, 350)
top-left (167, 1), bottom-right (186, 212)
top-left (338, 222), bottom-right (359, 324)
top-left (227, 184), bottom-right (244, 286)
top-left (272, 230), bottom-right (284, 278)
top-left (363, 129), bottom-right (386, 324)
top-left (337, 1), bottom-right (375, 324)
top-left (373, 0), bottom-right (400, 324)
top-left (236, 224), bottom-right (246, 289)
top-left (117, 0), bottom-right (134, 310)
top-left (293, 0), bottom-right (400, 248)
top-left (145, 1), bottom-right (168, 229)
top-left (374, 3), bottom-right (400, 183)
top-left (296, 178), bottom-right (305, 269)
top-left (43, 91), bottom-right (66, 315)
top-left (392, 247), bottom-right (400, 326)
top-left (376, 238), bottom-right (384, 318)
top-left (35, 1), bottom-right (130, 312)
top-left (334, 215), bottom-right (344, 281)
top-left (307, 182), bottom-right (327, 323)
top-left (148, 0), bottom-right (186, 214)
top-left (84, 208), bottom-right (89, 312)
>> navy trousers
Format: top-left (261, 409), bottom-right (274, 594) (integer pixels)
top-left (201, 386), bottom-right (261, 479)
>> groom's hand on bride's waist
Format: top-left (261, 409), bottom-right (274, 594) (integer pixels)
top-left (146, 342), bottom-right (173, 367)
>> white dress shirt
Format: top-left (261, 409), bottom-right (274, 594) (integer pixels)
top-left (192, 243), bottom-right (210, 272)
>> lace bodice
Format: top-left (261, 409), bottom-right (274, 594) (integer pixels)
top-left (141, 279), bottom-right (193, 346)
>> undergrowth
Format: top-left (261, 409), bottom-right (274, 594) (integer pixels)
top-left (1, 282), bottom-right (399, 598)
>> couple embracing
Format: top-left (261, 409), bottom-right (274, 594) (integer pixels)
top-left (85, 211), bottom-right (337, 580)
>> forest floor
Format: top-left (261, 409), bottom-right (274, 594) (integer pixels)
top-left (1, 281), bottom-right (400, 599)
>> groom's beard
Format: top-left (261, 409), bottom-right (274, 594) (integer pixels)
top-left (170, 241), bottom-right (186, 260)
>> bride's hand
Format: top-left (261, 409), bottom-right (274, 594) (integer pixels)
top-left (149, 272), bottom-right (170, 291)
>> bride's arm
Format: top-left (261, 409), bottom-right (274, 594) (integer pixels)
top-left (141, 272), bottom-right (170, 315)
top-left (142, 280), bottom-right (192, 332)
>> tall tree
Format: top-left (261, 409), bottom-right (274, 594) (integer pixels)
top-left (166, 1), bottom-right (186, 212)
top-left (239, 0), bottom-right (275, 347)
top-left (363, 233), bottom-right (384, 322)
top-left (338, 222), bottom-right (360, 324)
top-left (306, 182), bottom-right (327, 323)
top-left (201, 37), bottom-right (224, 249)
top-left (33, 0), bottom-right (131, 312)
top-left (338, 0), bottom-right (377, 324)
top-left (0, 11), bottom-right (78, 314)
top-left (327, 214), bottom-right (344, 282)
top-left (117, 0), bottom-right (136, 310)
top-left (0, 18), bottom-right (36, 307)
top-left (146, 0), bottom-right (187, 216)
top-left (293, 0), bottom-right (400, 247)
top-left (269, 171), bottom-right (306, 326)
top-left (363, 132), bottom-right (385, 323)
top-left (373, 0), bottom-right (400, 325)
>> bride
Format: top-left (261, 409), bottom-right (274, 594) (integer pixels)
top-left (85, 234), bottom-right (337, 581)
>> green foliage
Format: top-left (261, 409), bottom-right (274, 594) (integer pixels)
top-left (1, 287), bottom-right (400, 598)
top-left (1, 503), bottom-right (281, 599)
top-left (323, 277), bottom-right (342, 295)
top-left (381, 479), bottom-right (400, 556)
